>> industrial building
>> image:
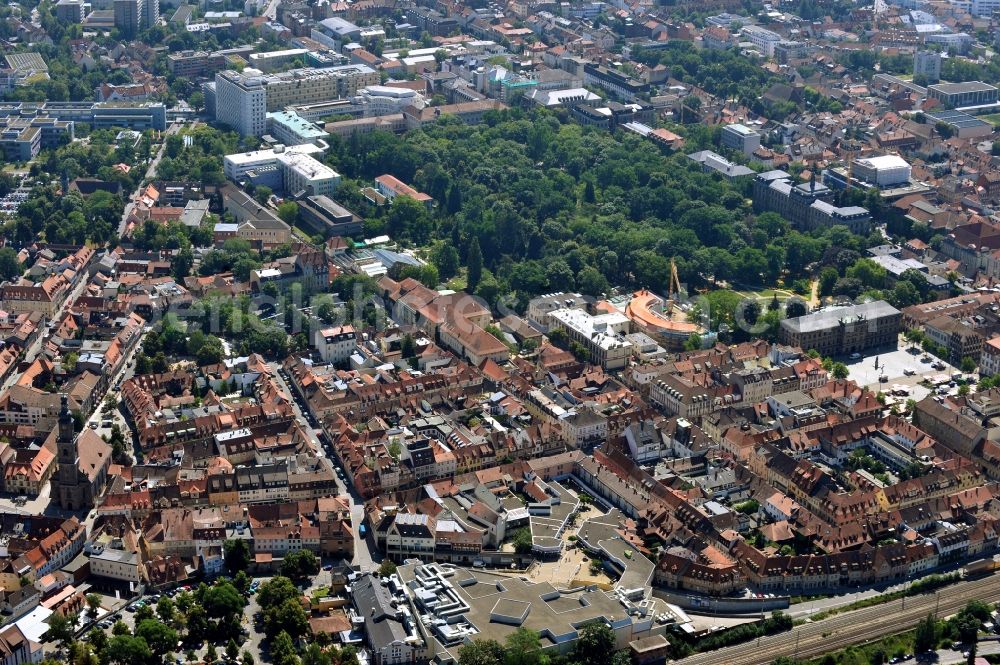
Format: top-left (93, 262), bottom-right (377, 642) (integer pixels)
top-left (924, 109), bottom-right (994, 139)
top-left (0, 115), bottom-right (73, 161)
top-left (265, 111), bottom-right (329, 146)
top-left (386, 563), bottom-right (673, 661)
top-left (927, 81), bottom-right (998, 109)
top-left (0, 101), bottom-right (166, 132)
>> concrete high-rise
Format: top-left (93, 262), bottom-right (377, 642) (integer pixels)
top-left (143, 0), bottom-right (159, 29)
top-left (114, 0), bottom-right (156, 38)
top-left (214, 66), bottom-right (378, 136)
top-left (114, 0), bottom-right (142, 37)
top-left (913, 50), bottom-right (941, 84)
top-left (215, 69), bottom-right (268, 137)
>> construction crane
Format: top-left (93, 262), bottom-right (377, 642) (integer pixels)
top-left (665, 258), bottom-right (682, 319)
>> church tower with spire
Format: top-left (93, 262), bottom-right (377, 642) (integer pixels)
top-left (56, 394), bottom-right (78, 486)
top-left (54, 394), bottom-right (112, 512)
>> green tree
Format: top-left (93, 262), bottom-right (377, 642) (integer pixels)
top-left (156, 596), bottom-right (175, 625)
top-left (254, 186), bottom-right (273, 205)
top-left (458, 639), bottom-right (504, 665)
top-left (846, 258), bottom-right (887, 289)
top-left (574, 623), bottom-right (615, 665)
top-left (227, 640), bottom-right (240, 661)
top-left (280, 549), bottom-right (320, 580)
top-left (683, 333), bottom-right (702, 351)
top-left (819, 266), bottom-right (839, 296)
top-left (915, 613), bottom-right (939, 653)
top-left (302, 644), bottom-right (331, 665)
top-left (400, 334), bottom-right (416, 358)
top-left (258, 576), bottom-right (301, 611)
top-left (577, 266), bottom-right (608, 297)
top-left (785, 300), bottom-right (807, 318)
top-left (431, 243), bottom-right (460, 280)
top-left (474, 271), bottom-right (501, 306)
top-left (504, 628), bottom-right (547, 665)
top-left (199, 581), bottom-right (244, 619)
top-left (510, 527), bottom-right (533, 554)
top-left (466, 237), bottom-right (483, 292)
top-left (378, 559), bottom-right (398, 578)
top-left (86, 593), bottom-right (102, 616)
top-left (961, 356), bottom-right (976, 373)
top-left (107, 635), bottom-right (152, 665)
top-left (224, 538), bottom-right (251, 574)
top-left (831, 362), bottom-right (849, 379)
top-left (136, 618), bottom-right (178, 656)
top-left (387, 196), bottom-right (433, 244)
top-left (277, 202), bottom-right (298, 225)
top-left (270, 632), bottom-right (297, 665)
top-left (44, 612), bottom-right (76, 647)
top-left (0, 247), bottom-right (22, 281)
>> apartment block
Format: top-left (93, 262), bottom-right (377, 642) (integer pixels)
top-left (167, 50), bottom-right (226, 78)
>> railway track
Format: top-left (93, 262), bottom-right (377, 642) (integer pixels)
top-left (675, 574), bottom-right (1000, 665)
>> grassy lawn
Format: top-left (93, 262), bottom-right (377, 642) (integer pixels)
top-left (981, 113), bottom-right (1000, 127)
top-left (445, 275), bottom-right (467, 291)
top-left (805, 629), bottom-right (915, 664)
top-left (733, 288), bottom-right (797, 301)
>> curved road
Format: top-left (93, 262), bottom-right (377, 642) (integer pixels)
top-left (676, 573), bottom-right (1000, 665)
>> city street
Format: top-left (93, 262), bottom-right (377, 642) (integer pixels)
top-left (269, 363), bottom-right (378, 572)
top-left (117, 123), bottom-right (182, 237)
top-left (0, 271), bottom-right (92, 395)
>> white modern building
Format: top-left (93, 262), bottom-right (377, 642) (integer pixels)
top-left (357, 85), bottom-right (426, 116)
top-left (852, 155), bottom-right (912, 188)
top-left (280, 150), bottom-right (340, 197)
top-left (971, 0), bottom-right (1000, 17)
top-left (224, 143), bottom-right (324, 180)
top-left (215, 69), bottom-right (267, 136)
top-left (248, 48), bottom-right (310, 72)
top-left (214, 66), bottom-right (379, 136)
top-left (720, 123), bottom-right (761, 155)
top-left (549, 308), bottom-right (633, 370)
top-left (89, 548), bottom-right (142, 584)
top-left (266, 111), bottom-right (329, 146)
top-left (741, 25), bottom-right (782, 57)
top-left (224, 144), bottom-right (340, 197)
